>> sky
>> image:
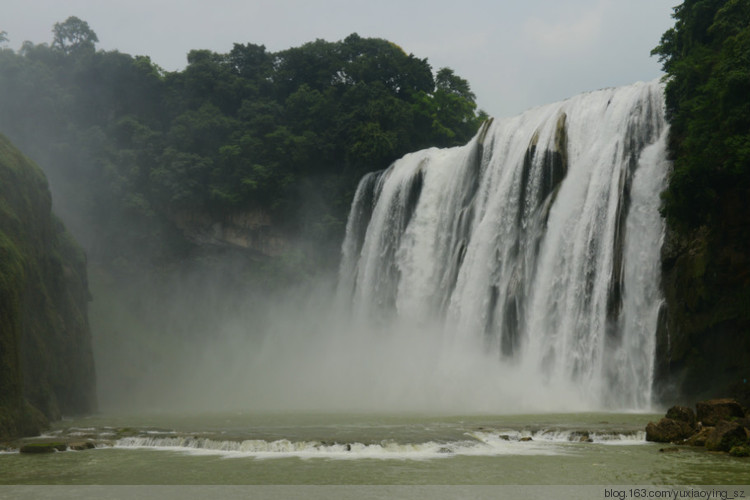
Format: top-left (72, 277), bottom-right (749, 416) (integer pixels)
top-left (2, 0), bottom-right (677, 118)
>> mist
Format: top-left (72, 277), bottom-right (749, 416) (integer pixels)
top-left (89, 260), bottom-right (596, 415)
top-left (0, 24), bottom-right (667, 418)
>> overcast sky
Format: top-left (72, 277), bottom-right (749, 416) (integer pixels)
top-left (3, 0), bottom-right (677, 118)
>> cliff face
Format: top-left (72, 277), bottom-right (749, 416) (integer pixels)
top-left (655, 186), bottom-right (750, 407)
top-left (169, 208), bottom-right (288, 258)
top-left (0, 134), bottom-right (96, 438)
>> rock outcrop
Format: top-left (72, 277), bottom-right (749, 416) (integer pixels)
top-left (646, 398), bottom-right (750, 456)
top-left (705, 421), bottom-right (748, 452)
top-left (169, 208), bottom-right (288, 257)
top-left (655, 188), bottom-right (750, 406)
top-left (696, 398), bottom-right (745, 426)
top-left (646, 418), bottom-right (696, 443)
top-left (0, 134), bottom-right (96, 439)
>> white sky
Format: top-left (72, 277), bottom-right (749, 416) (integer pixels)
top-left (2, 0), bottom-right (677, 118)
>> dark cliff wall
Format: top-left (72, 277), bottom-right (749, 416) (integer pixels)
top-left (655, 185), bottom-right (750, 407)
top-left (0, 134), bottom-right (96, 438)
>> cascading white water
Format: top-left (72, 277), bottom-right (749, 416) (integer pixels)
top-left (339, 80), bottom-right (668, 410)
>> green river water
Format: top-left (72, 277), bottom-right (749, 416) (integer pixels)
top-left (1, 412), bottom-right (748, 493)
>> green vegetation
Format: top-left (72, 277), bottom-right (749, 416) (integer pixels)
top-left (0, 133), bottom-right (95, 438)
top-left (652, 0), bottom-right (750, 228)
top-left (652, 0), bottom-right (750, 405)
top-left (0, 18), bottom-right (486, 272)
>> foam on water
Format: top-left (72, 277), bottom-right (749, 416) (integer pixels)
top-left (110, 428), bottom-right (646, 460)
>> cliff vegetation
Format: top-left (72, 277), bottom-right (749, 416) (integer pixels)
top-left (652, 0), bottom-right (750, 405)
top-left (0, 18), bottom-right (486, 273)
top-left (0, 134), bottom-right (96, 438)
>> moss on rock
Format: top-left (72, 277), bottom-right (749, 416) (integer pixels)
top-left (0, 134), bottom-right (96, 439)
top-left (655, 198), bottom-right (750, 406)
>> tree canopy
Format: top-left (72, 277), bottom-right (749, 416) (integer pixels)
top-left (52, 16), bottom-right (99, 54)
top-left (0, 22), bottom-right (487, 270)
top-left (652, 0), bottom-right (750, 228)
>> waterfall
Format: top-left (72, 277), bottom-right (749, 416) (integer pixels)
top-left (338, 80), bottom-right (669, 410)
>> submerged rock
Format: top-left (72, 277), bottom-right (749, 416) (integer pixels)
top-left (570, 431), bottom-right (593, 443)
top-left (68, 441), bottom-right (96, 451)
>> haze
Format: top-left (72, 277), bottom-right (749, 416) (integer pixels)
top-left (1, 0), bottom-right (678, 414)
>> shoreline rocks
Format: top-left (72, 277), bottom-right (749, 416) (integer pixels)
top-left (646, 398), bottom-right (750, 456)
top-left (5, 437), bottom-right (99, 454)
top-left (696, 398), bottom-right (745, 426)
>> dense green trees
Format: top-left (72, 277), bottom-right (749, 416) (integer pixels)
top-left (652, 0), bottom-right (750, 405)
top-left (52, 16), bottom-right (99, 55)
top-left (652, 0), bottom-right (750, 228)
top-left (0, 23), bottom-right (486, 270)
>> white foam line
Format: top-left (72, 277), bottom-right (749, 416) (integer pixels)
top-left (113, 435), bottom-right (574, 460)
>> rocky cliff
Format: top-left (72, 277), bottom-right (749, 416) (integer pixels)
top-left (169, 208), bottom-right (288, 257)
top-left (0, 134), bottom-right (96, 438)
top-left (655, 186), bottom-right (750, 407)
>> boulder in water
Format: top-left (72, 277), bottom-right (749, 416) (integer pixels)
top-left (684, 427), bottom-right (712, 447)
top-left (645, 418), bottom-right (695, 443)
top-left (729, 445), bottom-right (750, 457)
top-left (665, 405), bottom-right (697, 429)
top-left (68, 441), bottom-right (95, 451)
top-left (19, 442), bottom-right (67, 453)
top-left (570, 431), bottom-right (593, 443)
top-left (705, 421), bottom-right (748, 452)
top-left (696, 398), bottom-right (744, 426)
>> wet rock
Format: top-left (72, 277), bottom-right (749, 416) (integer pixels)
top-left (645, 418), bottom-right (695, 443)
top-left (729, 445), bottom-right (750, 457)
top-left (705, 421), bottom-right (748, 452)
top-left (68, 441), bottom-right (95, 451)
top-left (0, 442), bottom-right (19, 453)
top-left (696, 399), bottom-right (745, 426)
top-left (659, 447), bottom-right (680, 453)
top-left (19, 442), bottom-right (67, 453)
top-left (519, 436), bottom-right (533, 442)
top-left (684, 427), bottom-right (713, 447)
top-left (570, 431), bottom-right (593, 443)
top-left (665, 406), bottom-right (697, 429)
top-left (498, 435), bottom-right (510, 441)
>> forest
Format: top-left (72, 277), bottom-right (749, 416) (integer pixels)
top-left (652, 0), bottom-right (750, 404)
top-left (653, 0), bottom-right (750, 229)
top-left (0, 18), bottom-right (486, 275)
